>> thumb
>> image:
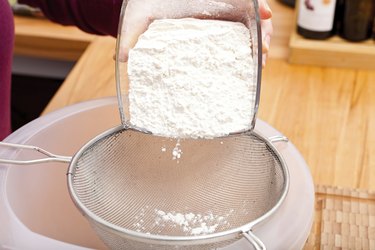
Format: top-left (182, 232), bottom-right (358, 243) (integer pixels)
top-left (258, 0), bottom-right (272, 20)
top-left (117, 2), bottom-right (153, 62)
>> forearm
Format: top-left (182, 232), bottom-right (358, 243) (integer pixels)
top-left (19, 0), bottom-right (123, 37)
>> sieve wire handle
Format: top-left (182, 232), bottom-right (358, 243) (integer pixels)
top-left (0, 142), bottom-right (71, 165)
top-left (242, 230), bottom-right (266, 250)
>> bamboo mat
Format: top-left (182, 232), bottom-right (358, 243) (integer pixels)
top-left (304, 185), bottom-right (375, 250)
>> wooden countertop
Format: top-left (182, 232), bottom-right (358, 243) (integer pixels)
top-left (15, 1), bottom-right (375, 192)
top-left (14, 15), bottom-right (95, 61)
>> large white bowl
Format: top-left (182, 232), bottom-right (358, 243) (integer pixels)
top-left (0, 97), bottom-right (314, 249)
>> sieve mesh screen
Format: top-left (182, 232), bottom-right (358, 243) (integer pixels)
top-left (69, 127), bottom-right (287, 249)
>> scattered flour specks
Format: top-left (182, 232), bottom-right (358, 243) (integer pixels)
top-left (172, 139), bottom-right (182, 161)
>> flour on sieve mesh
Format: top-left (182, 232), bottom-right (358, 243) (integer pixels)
top-left (133, 207), bottom-right (234, 236)
top-left (127, 18), bottom-right (256, 139)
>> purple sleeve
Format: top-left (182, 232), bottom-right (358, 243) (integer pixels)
top-left (18, 0), bottom-right (123, 37)
top-left (0, 0), bottom-right (14, 140)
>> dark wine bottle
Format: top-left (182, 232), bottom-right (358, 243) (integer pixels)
top-left (333, 0), bottom-right (344, 34)
top-left (279, 0), bottom-right (296, 8)
top-left (339, 0), bottom-right (375, 42)
top-left (297, 0), bottom-right (338, 39)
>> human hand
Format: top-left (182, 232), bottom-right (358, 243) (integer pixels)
top-left (258, 0), bottom-right (273, 67)
top-left (118, 0), bottom-right (273, 67)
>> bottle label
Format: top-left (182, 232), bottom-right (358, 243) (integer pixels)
top-left (297, 0), bottom-right (337, 32)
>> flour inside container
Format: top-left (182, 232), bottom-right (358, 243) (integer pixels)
top-left (127, 18), bottom-right (256, 139)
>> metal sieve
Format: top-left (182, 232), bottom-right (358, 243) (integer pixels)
top-left (0, 126), bottom-right (289, 250)
top-left (0, 0), bottom-right (285, 248)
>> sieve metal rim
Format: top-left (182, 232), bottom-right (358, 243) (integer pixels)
top-left (66, 125), bottom-right (290, 246)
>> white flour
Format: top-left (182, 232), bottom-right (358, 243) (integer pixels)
top-left (128, 18), bottom-right (256, 139)
top-left (154, 210), bottom-right (227, 235)
top-left (171, 139), bottom-right (182, 160)
top-left (133, 207), bottom-right (233, 236)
